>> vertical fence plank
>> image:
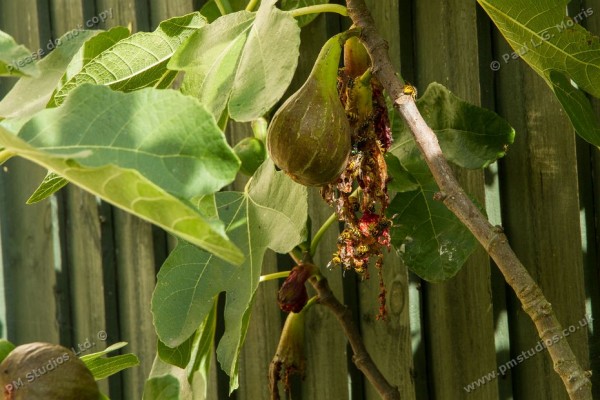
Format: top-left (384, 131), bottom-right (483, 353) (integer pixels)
top-left (358, 2), bottom-right (415, 399)
top-left (0, 0), bottom-right (61, 345)
top-left (493, 25), bottom-right (589, 399)
top-left (413, 1), bottom-right (499, 399)
top-left (577, 3), bottom-right (600, 399)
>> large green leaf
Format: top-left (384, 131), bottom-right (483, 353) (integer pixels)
top-left (144, 374), bottom-right (182, 400)
top-left (50, 26), bottom-right (130, 104)
top-left (152, 160), bottom-right (307, 391)
top-left (0, 90), bottom-right (243, 265)
top-left (478, 0), bottom-right (600, 97)
top-left (0, 30), bottom-right (40, 77)
top-left (144, 357), bottom-right (192, 400)
top-left (388, 82), bottom-right (513, 281)
top-left (478, 0), bottom-right (600, 144)
top-left (19, 84), bottom-right (240, 200)
top-left (387, 178), bottom-right (479, 282)
top-left (549, 70), bottom-right (600, 146)
top-left (0, 30), bottom-right (99, 119)
top-left (170, 0), bottom-right (300, 121)
top-left (23, 27), bottom-right (131, 203)
top-left (53, 12), bottom-right (206, 106)
top-left (391, 83), bottom-right (515, 169)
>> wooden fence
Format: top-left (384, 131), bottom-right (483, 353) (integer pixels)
top-left (0, 0), bottom-right (599, 399)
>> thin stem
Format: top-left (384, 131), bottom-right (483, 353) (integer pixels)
top-left (214, 0), bottom-right (225, 15)
top-left (345, 0), bottom-right (592, 398)
top-left (289, 249), bottom-right (303, 265)
top-left (245, 0), bottom-right (259, 12)
top-left (309, 212), bottom-right (338, 257)
top-left (304, 295), bottom-right (318, 310)
top-left (308, 273), bottom-right (400, 400)
top-left (289, 4), bottom-right (348, 18)
top-left (358, 68), bottom-right (372, 85)
top-left (260, 271), bottom-right (291, 283)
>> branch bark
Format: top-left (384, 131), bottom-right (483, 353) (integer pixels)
top-left (345, 1), bottom-right (592, 399)
top-left (308, 275), bottom-right (401, 400)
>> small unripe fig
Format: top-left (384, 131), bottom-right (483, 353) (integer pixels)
top-left (343, 36), bottom-right (370, 78)
top-left (267, 33), bottom-right (352, 186)
top-left (0, 342), bottom-right (100, 400)
top-left (234, 137), bottom-right (267, 176)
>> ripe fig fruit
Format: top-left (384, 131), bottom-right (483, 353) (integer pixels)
top-left (234, 137), bottom-right (267, 176)
top-left (267, 33), bottom-right (352, 186)
top-left (0, 342), bottom-right (100, 400)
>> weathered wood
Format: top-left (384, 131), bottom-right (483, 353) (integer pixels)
top-left (0, 0), bottom-right (60, 345)
top-left (357, 2), bottom-right (415, 399)
top-left (494, 28), bottom-right (589, 400)
top-left (576, 3), bottom-right (600, 400)
top-left (413, 1), bottom-right (499, 399)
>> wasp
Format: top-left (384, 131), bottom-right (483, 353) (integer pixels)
top-left (402, 83), bottom-right (418, 100)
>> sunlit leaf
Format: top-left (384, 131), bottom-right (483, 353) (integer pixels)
top-left (152, 160), bottom-right (307, 391)
top-left (53, 13), bottom-right (206, 105)
top-left (0, 30), bottom-right (40, 77)
top-left (170, 0), bottom-right (300, 121)
top-left (478, 0), bottom-right (600, 143)
top-left (0, 86), bottom-right (244, 265)
top-left (20, 84), bottom-right (240, 200)
top-left (84, 354), bottom-right (139, 381)
top-left (27, 171), bottom-right (69, 204)
top-left (0, 30), bottom-right (99, 119)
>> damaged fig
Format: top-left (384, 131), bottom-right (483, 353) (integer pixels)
top-left (0, 342), bottom-right (99, 400)
top-left (267, 33), bottom-right (352, 186)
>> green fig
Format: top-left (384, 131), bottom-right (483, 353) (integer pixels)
top-left (234, 136), bottom-right (267, 176)
top-left (343, 36), bottom-right (370, 78)
top-left (0, 342), bottom-right (100, 400)
top-left (267, 33), bottom-right (352, 186)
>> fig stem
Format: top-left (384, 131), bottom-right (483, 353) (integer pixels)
top-left (289, 4), bottom-right (349, 18)
top-left (309, 212), bottom-right (338, 257)
top-left (245, 0), bottom-right (259, 12)
top-left (214, 0), bottom-right (233, 15)
top-left (260, 271), bottom-right (291, 282)
top-left (358, 68), bottom-right (372, 85)
top-left (289, 249), bottom-right (303, 264)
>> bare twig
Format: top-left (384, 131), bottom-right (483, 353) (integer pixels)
top-left (345, 1), bottom-right (592, 399)
top-left (308, 275), bottom-right (401, 400)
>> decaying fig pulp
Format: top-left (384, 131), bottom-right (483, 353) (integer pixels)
top-left (0, 342), bottom-right (99, 400)
top-left (267, 34), bottom-right (352, 186)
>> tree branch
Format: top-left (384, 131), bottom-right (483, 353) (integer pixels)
top-left (345, 1), bottom-right (592, 399)
top-left (308, 275), bottom-right (401, 400)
